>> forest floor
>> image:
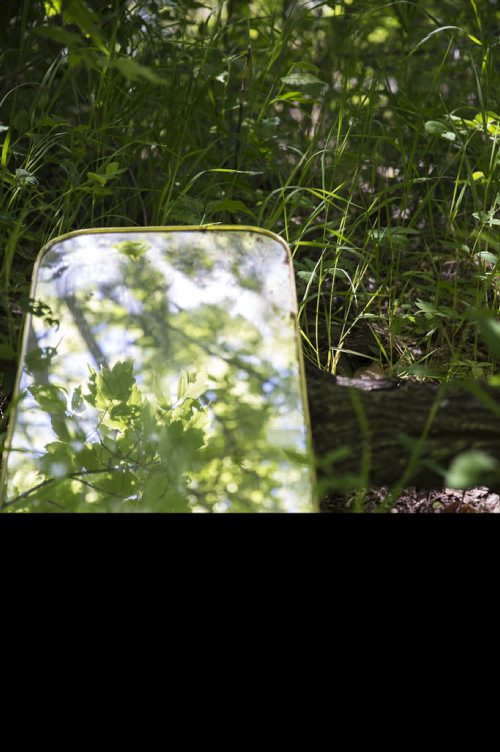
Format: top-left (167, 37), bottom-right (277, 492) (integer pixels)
top-left (321, 487), bottom-right (500, 513)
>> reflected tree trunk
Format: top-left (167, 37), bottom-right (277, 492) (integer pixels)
top-left (65, 294), bottom-right (109, 370)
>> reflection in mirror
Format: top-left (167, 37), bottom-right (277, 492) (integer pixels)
top-left (1, 229), bottom-right (315, 512)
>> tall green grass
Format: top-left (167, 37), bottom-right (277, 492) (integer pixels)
top-left (1, 0), bottom-right (500, 503)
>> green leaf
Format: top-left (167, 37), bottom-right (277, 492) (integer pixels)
top-left (445, 451), bottom-right (498, 489)
top-left (177, 368), bottom-right (207, 402)
top-left (140, 472), bottom-right (190, 512)
top-left (424, 120), bottom-right (446, 135)
top-left (475, 251), bottom-right (498, 265)
top-left (43, 0), bottom-right (62, 17)
top-left (15, 168), bottom-right (38, 187)
top-left (168, 196), bottom-right (204, 224)
top-left (472, 211), bottom-right (500, 225)
top-left (281, 72), bottom-right (325, 88)
top-left (157, 421), bottom-right (205, 474)
top-left (415, 299), bottom-right (448, 318)
top-left (29, 384), bottom-right (67, 413)
top-left (472, 171), bottom-right (485, 182)
top-left (270, 91), bottom-right (311, 105)
top-left (113, 240), bottom-right (150, 260)
top-left (424, 121), bottom-right (455, 140)
top-left (205, 199), bottom-right (254, 217)
top-left (92, 470), bottom-right (137, 501)
top-left (13, 111), bottom-right (31, 134)
top-left (63, 0), bottom-right (109, 54)
top-left (35, 26), bottom-right (85, 48)
top-left (297, 270), bottom-right (316, 282)
top-left (77, 442), bottom-right (109, 471)
top-left (26, 347), bottom-right (57, 373)
top-left (86, 361), bottom-right (135, 407)
top-left (71, 385), bottom-right (85, 412)
top-left (368, 227), bottom-right (419, 246)
top-left (475, 314), bottom-right (500, 358)
top-left (86, 171), bottom-right (107, 186)
top-left (101, 361), bottom-right (135, 401)
top-left (466, 33), bottom-right (482, 46)
top-left (105, 161), bottom-right (126, 178)
top-left (112, 57), bottom-right (166, 85)
top-left (39, 441), bottom-right (76, 479)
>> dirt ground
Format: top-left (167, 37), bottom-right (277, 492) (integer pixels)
top-left (321, 486), bottom-right (500, 513)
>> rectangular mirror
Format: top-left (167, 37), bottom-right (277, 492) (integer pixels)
top-left (0, 227), bottom-right (316, 513)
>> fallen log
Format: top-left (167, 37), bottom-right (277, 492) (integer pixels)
top-left (305, 361), bottom-right (500, 493)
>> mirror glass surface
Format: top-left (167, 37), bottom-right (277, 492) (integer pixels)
top-left (1, 229), bottom-right (315, 512)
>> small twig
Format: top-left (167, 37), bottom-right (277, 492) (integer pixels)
top-left (456, 489), bottom-right (467, 514)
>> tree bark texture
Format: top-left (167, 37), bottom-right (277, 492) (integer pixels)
top-left (305, 361), bottom-right (500, 491)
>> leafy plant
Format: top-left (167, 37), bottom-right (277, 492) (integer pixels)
top-left (2, 0), bottom-right (500, 509)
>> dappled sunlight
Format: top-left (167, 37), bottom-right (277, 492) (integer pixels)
top-left (1, 229), bottom-right (314, 513)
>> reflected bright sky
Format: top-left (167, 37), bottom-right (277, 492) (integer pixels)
top-left (2, 230), bottom-right (314, 513)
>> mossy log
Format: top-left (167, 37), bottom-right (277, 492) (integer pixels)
top-left (305, 361), bottom-right (500, 491)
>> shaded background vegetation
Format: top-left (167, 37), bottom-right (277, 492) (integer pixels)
top-left (2, 0), bottom-right (500, 503)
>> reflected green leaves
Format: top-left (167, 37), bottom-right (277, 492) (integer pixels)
top-left (113, 239), bottom-right (150, 260)
top-left (1, 229), bottom-right (315, 512)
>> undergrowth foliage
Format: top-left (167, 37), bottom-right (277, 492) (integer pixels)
top-left (1, 0), bottom-right (500, 502)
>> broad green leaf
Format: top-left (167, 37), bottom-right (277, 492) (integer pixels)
top-left (35, 26), bottom-right (84, 48)
top-left (141, 472), bottom-right (190, 512)
top-left (99, 361), bottom-right (135, 402)
top-left (112, 57), bottom-right (166, 85)
top-left (475, 314), bottom-right (500, 358)
top-left (77, 443), bottom-right (109, 471)
top-left (297, 270), bottom-right (316, 282)
top-left (475, 251), bottom-right (498, 265)
top-left (85, 361), bottom-right (135, 410)
top-left (44, 0), bottom-right (62, 16)
top-left (157, 421), bottom-right (205, 474)
top-left (105, 162), bottom-right (126, 178)
top-left (13, 111), bottom-right (31, 134)
top-left (63, 0), bottom-right (109, 54)
top-left (113, 240), bottom-right (150, 260)
top-left (91, 470), bottom-right (137, 501)
top-left (177, 368), bottom-right (207, 402)
top-left (368, 227), bottom-right (419, 248)
top-left (15, 168), bottom-right (38, 186)
top-left (86, 171), bottom-right (106, 186)
top-left (40, 441), bottom-right (76, 479)
top-left (281, 72), bottom-right (325, 88)
top-left (424, 120), bottom-right (447, 135)
top-left (168, 196), bottom-right (204, 223)
top-left (71, 385), bottom-right (84, 412)
top-left (87, 163), bottom-right (126, 186)
top-left (488, 124), bottom-right (500, 137)
top-left (205, 199), bottom-right (254, 217)
top-left (472, 211), bottom-right (500, 225)
top-left (415, 299), bottom-right (448, 318)
top-left (424, 121), bottom-right (455, 140)
top-left (445, 450), bottom-right (498, 488)
top-left (29, 384), bottom-right (67, 413)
